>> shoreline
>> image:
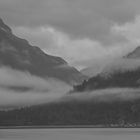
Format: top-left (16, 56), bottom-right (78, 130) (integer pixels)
top-left (0, 125), bottom-right (140, 129)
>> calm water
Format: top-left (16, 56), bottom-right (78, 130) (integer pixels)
top-left (0, 128), bottom-right (140, 140)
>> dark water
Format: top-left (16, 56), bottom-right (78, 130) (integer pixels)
top-left (0, 128), bottom-right (140, 140)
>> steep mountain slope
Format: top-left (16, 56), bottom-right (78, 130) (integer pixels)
top-left (0, 18), bottom-right (85, 84)
top-left (74, 47), bottom-right (140, 92)
top-left (126, 46), bottom-right (140, 59)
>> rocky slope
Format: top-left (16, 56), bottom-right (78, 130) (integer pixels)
top-left (0, 18), bottom-right (85, 84)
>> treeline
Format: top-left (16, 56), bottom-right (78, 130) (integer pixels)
top-left (0, 99), bottom-right (140, 127)
top-left (74, 69), bottom-right (140, 92)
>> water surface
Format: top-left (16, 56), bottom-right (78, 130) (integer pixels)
top-left (0, 128), bottom-right (140, 140)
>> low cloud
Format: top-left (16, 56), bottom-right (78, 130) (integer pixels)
top-left (0, 67), bottom-right (140, 109)
top-left (101, 58), bottom-right (140, 76)
top-left (0, 67), bottom-right (71, 108)
top-left (65, 88), bottom-right (140, 103)
top-left (13, 26), bottom-right (136, 70)
top-left (83, 57), bottom-right (140, 77)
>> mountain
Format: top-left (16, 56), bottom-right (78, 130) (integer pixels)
top-left (126, 46), bottom-right (140, 58)
top-left (74, 47), bottom-right (140, 92)
top-left (0, 18), bottom-right (85, 84)
top-left (81, 46), bottom-right (140, 77)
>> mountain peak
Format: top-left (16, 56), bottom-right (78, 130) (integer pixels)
top-left (0, 18), bottom-right (12, 33)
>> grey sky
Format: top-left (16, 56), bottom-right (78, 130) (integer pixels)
top-left (0, 0), bottom-right (140, 69)
top-left (0, 0), bottom-right (139, 42)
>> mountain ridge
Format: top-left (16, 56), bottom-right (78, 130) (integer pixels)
top-left (0, 18), bottom-right (85, 84)
top-left (74, 47), bottom-right (140, 92)
top-left (126, 46), bottom-right (140, 59)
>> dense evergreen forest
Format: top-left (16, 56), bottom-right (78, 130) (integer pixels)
top-left (1, 99), bottom-right (140, 127)
top-left (74, 69), bottom-right (140, 92)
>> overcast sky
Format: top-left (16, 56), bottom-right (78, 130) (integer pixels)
top-left (1, 0), bottom-right (140, 69)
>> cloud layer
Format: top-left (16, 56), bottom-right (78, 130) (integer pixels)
top-left (67, 88), bottom-right (140, 103)
top-left (0, 67), bottom-right (71, 108)
top-left (1, 0), bottom-right (140, 69)
top-left (0, 66), bottom-right (140, 109)
top-left (0, 0), bottom-right (140, 41)
top-left (13, 26), bottom-right (136, 69)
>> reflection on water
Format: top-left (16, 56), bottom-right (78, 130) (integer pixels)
top-left (0, 128), bottom-right (140, 140)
